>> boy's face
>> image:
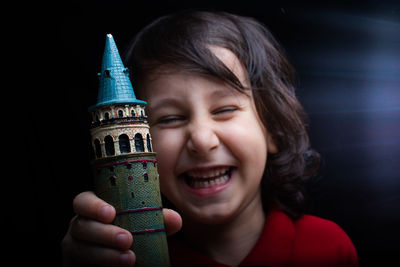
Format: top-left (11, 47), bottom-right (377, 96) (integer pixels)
top-left (142, 47), bottom-right (277, 224)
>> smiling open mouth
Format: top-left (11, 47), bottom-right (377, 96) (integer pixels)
top-left (183, 166), bottom-right (233, 189)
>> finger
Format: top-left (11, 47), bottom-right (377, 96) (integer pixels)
top-left (73, 191), bottom-right (115, 223)
top-left (62, 233), bottom-right (135, 267)
top-left (70, 216), bottom-right (133, 250)
top-left (163, 208), bottom-right (182, 236)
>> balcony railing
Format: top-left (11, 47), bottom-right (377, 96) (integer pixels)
top-left (90, 116), bottom-right (148, 128)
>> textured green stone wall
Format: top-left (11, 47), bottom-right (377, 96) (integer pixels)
top-left (93, 153), bottom-right (170, 266)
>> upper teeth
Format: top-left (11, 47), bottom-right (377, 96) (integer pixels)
top-left (186, 167), bottom-right (229, 179)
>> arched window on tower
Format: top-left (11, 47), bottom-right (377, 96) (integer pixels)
top-left (104, 69), bottom-right (111, 77)
top-left (146, 134), bottom-right (152, 152)
top-left (104, 135), bottom-right (115, 156)
top-left (109, 175), bottom-right (116, 186)
top-left (94, 139), bottom-right (102, 158)
top-left (119, 134), bottom-right (131, 154)
top-left (134, 133), bottom-right (144, 152)
top-left (131, 109), bottom-right (135, 117)
top-left (118, 110), bottom-right (124, 118)
top-left (104, 112), bottom-right (110, 120)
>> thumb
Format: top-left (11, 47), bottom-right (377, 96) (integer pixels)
top-left (163, 208), bottom-right (182, 236)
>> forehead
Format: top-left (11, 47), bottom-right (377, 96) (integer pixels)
top-left (143, 68), bottom-right (246, 110)
top-left (140, 46), bottom-right (249, 98)
top-left (208, 46), bottom-right (248, 85)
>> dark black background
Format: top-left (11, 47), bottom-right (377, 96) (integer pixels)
top-left (16, 0), bottom-right (400, 266)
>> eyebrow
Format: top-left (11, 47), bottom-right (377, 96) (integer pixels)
top-left (211, 88), bottom-right (236, 98)
top-left (148, 97), bottom-right (185, 112)
top-left (210, 85), bottom-right (249, 101)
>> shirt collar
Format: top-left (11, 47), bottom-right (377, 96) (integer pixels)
top-left (239, 207), bottom-right (295, 266)
top-left (168, 207), bottom-right (295, 267)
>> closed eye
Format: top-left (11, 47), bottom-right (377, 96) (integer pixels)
top-left (156, 115), bottom-right (186, 126)
top-left (212, 106), bottom-right (238, 115)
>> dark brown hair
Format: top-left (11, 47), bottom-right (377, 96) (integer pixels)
top-left (124, 10), bottom-right (320, 219)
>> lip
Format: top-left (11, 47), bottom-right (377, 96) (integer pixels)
top-left (179, 166), bottom-right (235, 197)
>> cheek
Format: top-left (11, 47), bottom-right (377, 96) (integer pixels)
top-left (223, 119), bottom-right (268, 180)
top-left (151, 129), bottom-right (183, 181)
top-left (246, 129), bottom-right (268, 179)
top-left (225, 118), bottom-right (267, 158)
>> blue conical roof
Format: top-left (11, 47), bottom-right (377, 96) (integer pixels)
top-left (91, 34), bottom-right (146, 110)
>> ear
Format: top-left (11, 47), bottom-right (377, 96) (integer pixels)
top-left (267, 135), bottom-right (278, 154)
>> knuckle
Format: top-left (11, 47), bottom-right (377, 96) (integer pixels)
top-left (72, 193), bottom-right (84, 213)
top-left (70, 216), bottom-right (85, 237)
top-left (73, 191), bottom-right (95, 211)
top-left (68, 214), bottom-right (78, 228)
top-left (61, 235), bottom-right (73, 256)
top-left (61, 236), bottom-right (68, 251)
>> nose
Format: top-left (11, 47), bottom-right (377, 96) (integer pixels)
top-left (186, 119), bottom-right (219, 157)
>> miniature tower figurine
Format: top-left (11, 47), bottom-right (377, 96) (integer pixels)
top-left (88, 34), bottom-right (170, 267)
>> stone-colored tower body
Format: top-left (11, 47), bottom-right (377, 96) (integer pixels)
top-left (88, 34), bottom-right (170, 267)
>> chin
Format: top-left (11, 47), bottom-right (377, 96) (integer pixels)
top-left (180, 201), bottom-right (240, 225)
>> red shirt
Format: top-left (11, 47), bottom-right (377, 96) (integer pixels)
top-left (168, 208), bottom-right (358, 267)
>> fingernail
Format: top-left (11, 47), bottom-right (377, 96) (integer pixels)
top-left (116, 233), bottom-right (129, 247)
top-left (101, 205), bottom-right (113, 219)
top-left (120, 252), bottom-right (134, 266)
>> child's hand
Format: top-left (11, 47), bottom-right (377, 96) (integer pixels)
top-left (62, 191), bottom-right (182, 266)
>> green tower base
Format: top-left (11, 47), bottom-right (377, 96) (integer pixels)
top-left (92, 153), bottom-right (170, 267)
